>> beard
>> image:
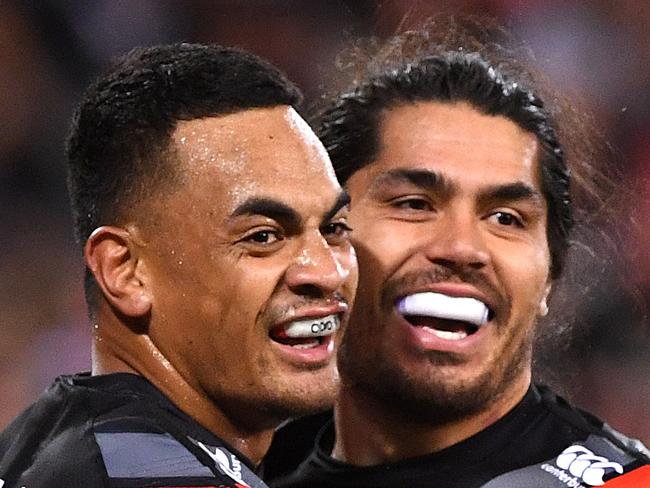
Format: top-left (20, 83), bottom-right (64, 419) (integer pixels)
top-left (337, 263), bottom-right (538, 426)
top-left (338, 342), bottom-right (530, 426)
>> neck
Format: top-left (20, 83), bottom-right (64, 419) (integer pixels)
top-left (331, 376), bottom-right (530, 466)
top-left (92, 319), bottom-right (274, 465)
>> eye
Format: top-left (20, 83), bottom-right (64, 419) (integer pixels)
top-left (242, 229), bottom-right (283, 245)
top-left (392, 197), bottom-right (433, 211)
top-left (321, 221), bottom-right (353, 244)
top-left (488, 211), bottom-right (524, 228)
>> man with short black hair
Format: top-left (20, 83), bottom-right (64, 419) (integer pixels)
top-left (0, 43), bottom-right (357, 487)
top-left (267, 20), bottom-right (650, 487)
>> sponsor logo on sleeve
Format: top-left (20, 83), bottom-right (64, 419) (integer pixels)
top-left (540, 445), bottom-right (624, 487)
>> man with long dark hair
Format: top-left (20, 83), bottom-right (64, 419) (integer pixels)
top-left (267, 19), bottom-right (649, 487)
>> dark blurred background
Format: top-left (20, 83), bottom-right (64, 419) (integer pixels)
top-left (1, 0), bottom-right (648, 445)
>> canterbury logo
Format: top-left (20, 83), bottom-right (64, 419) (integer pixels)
top-left (555, 445), bottom-right (623, 486)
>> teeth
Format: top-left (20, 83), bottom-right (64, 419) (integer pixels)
top-left (292, 340), bottom-right (320, 349)
top-left (398, 292), bottom-right (489, 327)
top-left (422, 326), bottom-right (468, 341)
top-left (281, 314), bottom-right (340, 339)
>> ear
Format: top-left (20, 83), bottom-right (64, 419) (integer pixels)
top-left (539, 282), bottom-right (552, 317)
top-left (84, 226), bottom-right (152, 317)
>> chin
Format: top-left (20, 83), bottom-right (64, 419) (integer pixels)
top-left (262, 374), bottom-right (338, 420)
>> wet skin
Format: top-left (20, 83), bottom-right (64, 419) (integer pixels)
top-left (89, 106), bottom-right (357, 463)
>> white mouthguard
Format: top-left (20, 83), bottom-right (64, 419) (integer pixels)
top-left (397, 292), bottom-right (489, 327)
top-left (280, 314), bottom-right (340, 338)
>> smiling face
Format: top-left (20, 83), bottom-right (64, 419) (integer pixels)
top-left (338, 101), bottom-right (551, 422)
top-left (138, 106), bottom-right (357, 427)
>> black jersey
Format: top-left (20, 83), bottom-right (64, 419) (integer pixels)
top-left (266, 385), bottom-right (650, 488)
top-left (0, 373), bottom-right (268, 488)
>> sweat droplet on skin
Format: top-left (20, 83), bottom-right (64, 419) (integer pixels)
top-left (297, 249), bottom-right (315, 267)
top-left (284, 108), bottom-right (338, 186)
top-left (173, 124), bottom-right (250, 177)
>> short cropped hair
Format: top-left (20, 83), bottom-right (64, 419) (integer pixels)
top-left (66, 42), bottom-right (302, 245)
top-left (66, 43), bottom-right (301, 310)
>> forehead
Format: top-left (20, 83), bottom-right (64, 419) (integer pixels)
top-left (361, 101), bottom-right (540, 189)
top-left (171, 105), bottom-right (340, 213)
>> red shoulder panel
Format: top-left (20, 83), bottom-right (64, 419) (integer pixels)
top-left (603, 465), bottom-right (650, 486)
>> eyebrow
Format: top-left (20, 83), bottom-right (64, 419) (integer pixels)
top-left (230, 190), bottom-right (350, 228)
top-left (369, 168), bottom-right (456, 198)
top-left (370, 168), bottom-right (545, 208)
top-left (477, 182), bottom-right (545, 207)
top-left (231, 198), bottom-right (301, 228)
top-left (323, 191), bottom-right (351, 222)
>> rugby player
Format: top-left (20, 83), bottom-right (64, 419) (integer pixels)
top-left (0, 43), bottom-right (357, 487)
top-left (267, 20), bottom-right (650, 488)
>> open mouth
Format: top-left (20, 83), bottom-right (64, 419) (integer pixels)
top-left (398, 292), bottom-right (494, 341)
top-left (269, 314), bottom-right (340, 349)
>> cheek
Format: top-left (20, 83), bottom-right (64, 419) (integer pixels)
top-left (337, 245), bottom-right (359, 298)
top-left (351, 220), bottom-right (418, 278)
top-left (217, 262), bottom-right (278, 312)
top-left (496, 242), bottom-right (551, 311)
top-left (168, 257), bottom-right (267, 330)
top-left (190, 272), bottom-right (270, 366)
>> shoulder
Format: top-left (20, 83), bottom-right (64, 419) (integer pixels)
top-left (93, 415), bottom-right (268, 488)
top-left (84, 385), bottom-right (264, 487)
top-left (1, 373), bottom-right (267, 488)
top-left (479, 385), bottom-right (650, 487)
top-left (0, 375), bottom-right (108, 487)
top-left (536, 384), bottom-right (650, 461)
top-left (85, 379), bottom-right (267, 488)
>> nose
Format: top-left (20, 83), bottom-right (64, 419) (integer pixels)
top-left (284, 232), bottom-right (350, 297)
top-left (423, 210), bottom-right (490, 272)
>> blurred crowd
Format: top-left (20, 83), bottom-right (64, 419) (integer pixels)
top-left (1, 0), bottom-right (648, 444)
